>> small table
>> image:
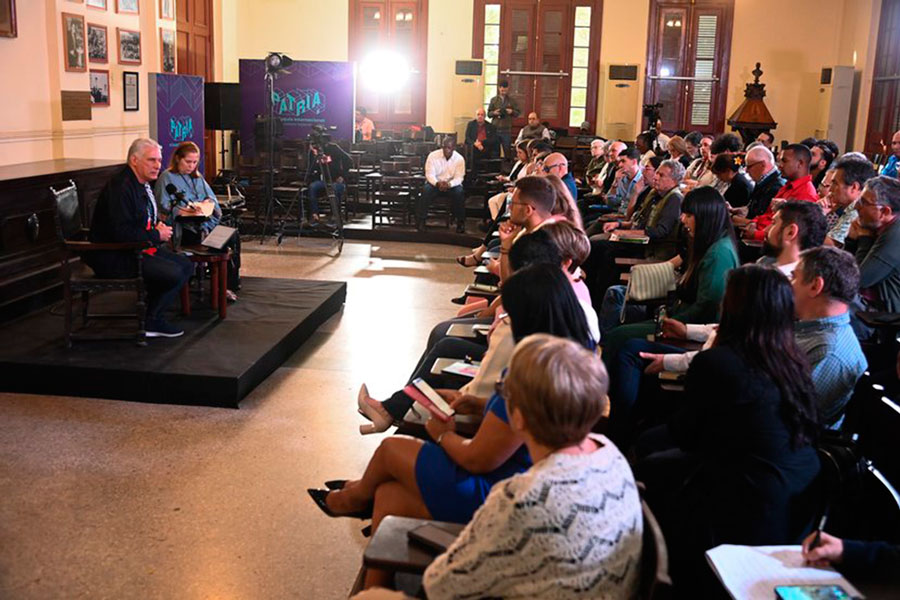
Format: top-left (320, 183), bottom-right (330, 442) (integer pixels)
top-left (180, 246), bottom-right (231, 319)
top-left (363, 516), bottom-right (465, 574)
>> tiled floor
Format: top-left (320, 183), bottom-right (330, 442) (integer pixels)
top-left (0, 238), bottom-right (473, 599)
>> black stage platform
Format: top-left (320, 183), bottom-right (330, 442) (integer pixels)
top-left (0, 277), bottom-right (346, 408)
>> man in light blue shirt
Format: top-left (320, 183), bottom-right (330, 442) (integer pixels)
top-left (881, 130), bottom-right (900, 178)
top-left (605, 146), bottom-right (643, 214)
top-left (792, 246), bottom-right (868, 429)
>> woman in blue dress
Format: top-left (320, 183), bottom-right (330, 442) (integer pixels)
top-left (308, 264), bottom-right (596, 532)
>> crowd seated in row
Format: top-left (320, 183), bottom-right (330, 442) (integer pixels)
top-left (309, 124), bottom-right (900, 597)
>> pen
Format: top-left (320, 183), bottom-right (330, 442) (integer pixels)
top-left (809, 513), bottom-right (828, 551)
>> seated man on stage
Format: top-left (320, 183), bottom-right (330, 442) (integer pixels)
top-left (420, 137), bottom-right (467, 233)
top-left (86, 138), bottom-right (193, 338)
top-left (464, 108), bottom-right (499, 168)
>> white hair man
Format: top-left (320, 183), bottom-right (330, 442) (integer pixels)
top-left (86, 138), bottom-right (193, 337)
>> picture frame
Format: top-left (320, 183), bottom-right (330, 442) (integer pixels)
top-left (160, 0), bottom-right (174, 20)
top-left (62, 13), bottom-right (87, 72)
top-left (0, 0), bottom-right (17, 38)
top-left (86, 0), bottom-right (107, 10)
top-left (89, 69), bottom-right (110, 107)
top-left (123, 71), bottom-right (139, 111)
top-left (160, 28), bottom-right (176, 73)
top-left (117, 28), bottom-right (141, 65)
top-left (87, 23), bottom-right (108, 64)
top-left (115, 0), bottom-right (138, 14)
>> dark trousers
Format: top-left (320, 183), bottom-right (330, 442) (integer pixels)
top-left (382, 337), bottom-right (487, 421)
top-left (181, 228), bottom-right (241, 291)
top-left (418, 183), bottom-right (465, 225)
top-left (308, 180), bottom-right (345, 224)
top-left (142, 248), bottom-right (193, 322)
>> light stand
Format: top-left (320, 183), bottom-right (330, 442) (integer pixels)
top-left (259, 52), bottom-right (293, 245)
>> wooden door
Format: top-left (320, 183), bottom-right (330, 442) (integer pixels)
top-left (177, 0), bottom-right (215, 177)
top-left (644, 0), bottom-right (733, 134)
top-left (864, 0), bottom-right (900, 157)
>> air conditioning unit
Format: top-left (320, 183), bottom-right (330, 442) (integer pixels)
top-left (814, 65), bottom-right (854, 151)
top-left (451, 59), bottom-right (485, 141)
top-left (601, 64), bottom-right (640, 141)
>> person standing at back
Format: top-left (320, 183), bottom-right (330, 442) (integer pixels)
top-left (487, 80), bottom-right (520, 157)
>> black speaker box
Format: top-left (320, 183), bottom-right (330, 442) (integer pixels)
top-left (205, 82), bottom-right (241, 130)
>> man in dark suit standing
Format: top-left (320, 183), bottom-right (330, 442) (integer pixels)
top-left (465, 108), bottom-right (499, 170)
top-left (87, 138), bottom-right (193, 338)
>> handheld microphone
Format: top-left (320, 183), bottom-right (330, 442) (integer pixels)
top-left (165, 183), bottom-right (188, 207)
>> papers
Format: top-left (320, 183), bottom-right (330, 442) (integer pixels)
top-left (441, 360), bottom-right (480, 378)
top-left (446, 323), bottom-right (478, 338)
top-left (705, 545), bottom-right (863, 600)
top-left (610, 232), bottom-right (649, 244)
top-left (201, 225), bottom-right (237, 250)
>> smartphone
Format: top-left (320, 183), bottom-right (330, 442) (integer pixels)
top-left (655, 306), bottom-right (667, 338)
top-left (774, 584), bottom-right (853, 600)
top-left (408, 523), bottom-right (460, 553)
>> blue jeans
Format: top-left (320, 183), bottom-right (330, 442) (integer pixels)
top-left (497, 131), bottom-right (511, 158)
top-left (419, 183), bottom-right (465, 225)
top-left (308, 180), bottom-right (345, 223)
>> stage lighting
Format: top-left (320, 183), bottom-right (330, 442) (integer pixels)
top-left (265, 52), bottom-right (294, 74)
top-left (359, 50), bottom-right (410, 94)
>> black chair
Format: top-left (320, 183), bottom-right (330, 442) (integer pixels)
top-left (53, 181), bottom-right (150, 347)
top-left (639, 497), bottom-right (673, 600)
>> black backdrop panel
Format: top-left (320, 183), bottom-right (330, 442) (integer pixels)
top-left (205, 82), bottom-right (241, 130)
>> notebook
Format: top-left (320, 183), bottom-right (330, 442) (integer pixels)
top-left (705, 545), bottom-right (863, 600)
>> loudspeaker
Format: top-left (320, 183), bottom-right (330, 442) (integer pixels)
top-left (205, 82), bottom-right (241, 130)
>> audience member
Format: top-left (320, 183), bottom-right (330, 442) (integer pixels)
top-left (496, 177), bottom-right (558, 280)
top-left (756, 131), bottom-right (775, 151)
top-left (464, 107), bottom-right (499, 164)
top-left (544, 175), bottom-right (584, 230)
top-left (422, 334), bottom-right (642, 600)
top-left (825, 156), bottom-right (876, 247)
top-left (667, 135), bottom-right (693, 168)
top-left (600, 186), bottom-right (738, 350)
top-left (743, 143), bottom-right (818, 241)
top-left (635, 131), bottom-right (656, 166)
top-left (487, 80), bottom-right (521, 155)
top-left (845, 175), bottom-right (900, 312)
top-left (880, 129), bottom-right (900, 178)
top-left (599, 140), bottom-right (628, 195)
top-left (811, 142), bottom-right (836, 190)
top-left (583, 139), bottom-right (606, 187)
top-left (421, 138), bottom-right (466, 233)
top-left (305, 136), bottom-right (352, 227)
top-left (802, 531), bottom-right (900, 582)
top-left (515, 112), bottom-right (551, 143)
top-left (737, 145), bottom-right (785, 221)
top-left (684, 130), bottom-right (704, 159)
top-left (684, 134), bottom-right (716, 190)
top-left (711, 153), bottom-right (754, 210)
top-left (599, 147), bottom-right (643, 216)
top-left (759, 201), bottom-right (828, 277)
top-left (86, 138), bottom-right (192, 338)
top-left (636, 265), bottom-right (821, 591)
top-left (541, 152), bottom-right (577, 200)
top-left (355, 108), bottom-right (375, 142)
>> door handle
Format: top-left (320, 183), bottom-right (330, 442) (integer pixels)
top-left (501, 69), bottom-right (569, 78)
top-left (647, 75), bottom-right (719, 82)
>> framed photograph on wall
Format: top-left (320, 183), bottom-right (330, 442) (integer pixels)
top-left (115, 0), bottom-right (138, 14)
top-left (86, 0), bottom-right (107, 10)
top-left (123, 71), bottom-right (139, 111)
top-left (160, 0), bottom-right (174, 20)
top-left (0, 0), bottom-right (17, 38)
top-left (89, 69), bottom-right (110, 107)
top-left (62, 13), bottom-right (87, 72)
top-left (160, 28), bottom-right (176, 73)
top-left (87, 23), bottom-right (108, 63)
top-left (117, 28), bottom-right (141, 65)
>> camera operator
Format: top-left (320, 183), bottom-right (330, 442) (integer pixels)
top-left (305, 127), bottom-right (352, 226)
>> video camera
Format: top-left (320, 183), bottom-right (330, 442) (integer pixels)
top-left (308, 124), bottom-right (333, 151)
top-left (642, 103), bottom-right (664, 131)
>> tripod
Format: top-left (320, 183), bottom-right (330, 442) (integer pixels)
top-left (302, 144), bottom-right (345, 254)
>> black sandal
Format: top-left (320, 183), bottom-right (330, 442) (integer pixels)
top-left (455, 254), bottom-right (478, 268)
top-left (307, 488), bottom-right (373, 520)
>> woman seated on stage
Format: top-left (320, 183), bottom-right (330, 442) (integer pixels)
top-left (421, 334), bottom-right (641, 600)
top-left (359, 225), bottom-right (597, 434)
top-left (308, 265), bottom-right (595, 547)
top-left (155, 141), bottom-right (240, 300)
top-left (599, 186), bottom-right (738, 358)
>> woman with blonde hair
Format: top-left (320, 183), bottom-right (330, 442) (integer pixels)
top-left (544, 174), bottom-right (584, 230)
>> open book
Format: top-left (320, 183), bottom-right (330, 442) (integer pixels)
top-left (403, 378), bottom-right (456, 422)
top-left (705, 545), bottom-right (863, 600)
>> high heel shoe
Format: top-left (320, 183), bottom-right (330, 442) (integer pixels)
top-left (307, 489), bottom-right (373, 520)
top-left (357, 384), bottom-right (394, 435)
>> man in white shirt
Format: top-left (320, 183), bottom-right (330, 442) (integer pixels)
top-left (421, 137), bottom-right (467, 233)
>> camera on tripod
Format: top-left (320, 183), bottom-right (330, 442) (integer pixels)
top-left (642, 103), bottom-right (664, 131)
top-left (307, 124), bottom-right (332, 152)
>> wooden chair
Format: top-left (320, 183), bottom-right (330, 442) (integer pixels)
top-left (53, 181), bottom-right (150, 348)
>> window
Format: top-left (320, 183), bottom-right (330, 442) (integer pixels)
top-left (473, 0), bottom-right (603, 133)
top-left (865, 0), bottom-right (900, 156)
top-left (644, 0), bottom-right (734, 134)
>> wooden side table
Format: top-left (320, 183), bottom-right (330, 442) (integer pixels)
top-left (180, 247), bottom-right (231, 319)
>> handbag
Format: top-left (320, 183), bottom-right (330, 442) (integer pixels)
top-left (625, 261), bottom-right (677, 302)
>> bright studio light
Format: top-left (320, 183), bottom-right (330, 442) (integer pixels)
top-left (360, 50), bottom-right (410, 93)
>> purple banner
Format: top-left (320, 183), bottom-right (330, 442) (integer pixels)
top-left (148, 73), bottom-right (206, 172)
top-left (239, 60), bottom-right (355, 157)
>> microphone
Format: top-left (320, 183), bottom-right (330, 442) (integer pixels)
top-left (165, 183), bottom-right (187, 207)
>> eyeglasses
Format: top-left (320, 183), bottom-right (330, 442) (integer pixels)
top-left (745, 160), bottom-right (765, 170)
top-left (542, 163), bottom-right (564, 172)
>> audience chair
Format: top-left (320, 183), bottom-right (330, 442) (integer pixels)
top-left (53, 181), bottom-right (149, 348)
top-left (639, 495), bottom-right (673, 600)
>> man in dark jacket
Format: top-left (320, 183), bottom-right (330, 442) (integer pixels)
top-left (87, 138), bottom-right (193, 338)
top-left (305, 139), bottom-right (352, 226)
top-left (735, 145), bottom-right (786, 222)
top-left (465, 108), bottom-right (499, 167)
